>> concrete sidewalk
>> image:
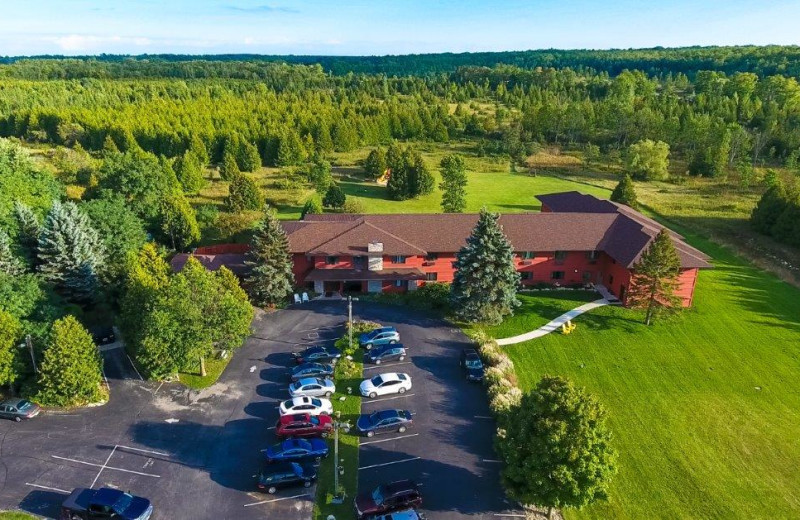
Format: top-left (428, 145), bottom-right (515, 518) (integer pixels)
top-left (496, 298), bottom-right (610, 345)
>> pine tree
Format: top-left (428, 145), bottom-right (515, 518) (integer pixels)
top-left (751, 182), bottom-right (789, 235)
top-left (219, 147), bottom-right (240, 181)
top-left (386, 160), bottom-right (410, 200)
top-left (610, 173), bottom-right (638, 208)
top-left (189, 134), bottom-right (209, 165)
top-left (102, 135), bottom-right (120, 155)
top-left (160, 193), bottom-right (200, 250)
top-left (308, 158), bottom-right (333, 194)
top-left (364, 148), bottom-right (387, 179)
top-left (409, 152), bottom-right (435, 196)
top-left (245, 207), bottom-right (294, 306)
top-left (497, 376), bottom-right (617, 519)
top-left (14, 201), bottom-right (41, 253)
top-left (239, 139), bottom-right (262, 172)
top-left (450, 208), bottom-right (520, 324)
top-left (277, 130), bottom-right (306, 166)
top-left (301, 196), bottom-right (323, 219)
top-left (323, 184), bottom-right (346, 209)
top-left (225, 173), bottom-right (264, 212)
top-left (0, 230), bottom-right (24, 276)
top-left (38, 200), bottom-right (105, 304)
top-left (35, 315), bottom-right (104, 406)
top-left (626, 229), bottom-right (682, 325)
top-left (174, 150), bottom-right (205, 194)
top-left (0, 310), bottom-right (22, 389)
top-left (439, 154), bottom-right (468, 213)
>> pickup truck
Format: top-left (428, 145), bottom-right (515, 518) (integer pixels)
top-left (61, 487), bottom-right (153, 520)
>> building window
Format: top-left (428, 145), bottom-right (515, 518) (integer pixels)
top-left (586, 250), bottom-right (599, 263)
top-left (551, 271), bottom-right (565, 280)
top-left (424, 253), bottom-right (438, 261)
top-left (395, 279), bottom-right (404, 287)
top-left (392, 255), bottom-right (406, 264)
top-left (353, 255), bottom-right (366, 268)
top-left (554, 251), bottom-right (567, 264)
top-left (520, 272), bottom-right (533, 281)
top-left (325, 256), bottom-right (338, 265)
top-left (426, 272), bottom-right (438, 281)
top-left (520, 251), bottom-right (535, 260)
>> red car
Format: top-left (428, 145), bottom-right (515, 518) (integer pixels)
top-left (276, 413), bottom-right (333, 439)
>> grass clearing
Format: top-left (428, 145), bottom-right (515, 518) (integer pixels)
top-left (0, 512), bottom-right (37, 520)
top-left (500, 232), bottom-right (800, 519)
top-left (178, 355), bottom-right (231, 390)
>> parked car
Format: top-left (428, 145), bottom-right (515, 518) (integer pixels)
top-left (359, 373), bottom-right (412, 399)
top-left (279, 396), bottom-right (333, 416)
top-left (354, 480), bottom-right (422, 519)
top-left (263, 438), bottom-right (329, 464)
top-left (89, 326), bottom-right (116, 346)
top-left (365, 344), bottom-right (407, 365)
top-left (276, 413), bottom-right (333, 439)
top-left (355, 409), bottom-right (413, 437)
top-left (289, 377), bottom-right (336, 398)
top-left (0, 398), bottom-right (41, 422)
top-left (61, 487), bottom-right (153, 520)
top-left (257, 461), bottom-right (318, 494)
top-left (366, 509), bottom-right (427, 520)
top-left (460, 348), bottom-right (485, 382)
top-left (290, 362), bottom-right (334, 382)
top-left (359, 327), bottom-right (400, 350)
top-left (292, 345), bottom-right (342, 365)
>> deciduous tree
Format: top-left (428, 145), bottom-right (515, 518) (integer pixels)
top-left (626, 139), bottom-right (670, 181)
top-left (0, 310), bottom-right (22, 389)
top-left (160, 193), bottom-right (201, 250)
top-left (626, 229), bottom-right (682, 325)
top-left (300, 196), bottom-right (323, 219)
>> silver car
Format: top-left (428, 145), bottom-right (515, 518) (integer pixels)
top-left (289, 377), bottom-right (336, 398)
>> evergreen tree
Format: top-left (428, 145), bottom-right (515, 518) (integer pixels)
top-left (189, 134), bottom-right (209, 165)
top-left (277, 130), bottom-right (306, 167)
top-left (239, 139), bottom-right (262, 172)
top-left (225, 173), bottom-right (264, 212)
top-left (174, 150), bottom-right (205, 194)
top-left (385, 143), bottom-right (403, 171)
top-left (386, 160), bottom-right (410, 200)
top-left (308, 158), bottom-right (333, 194)
top-left (102, 135), bottom-right (120, 155)
top-left (408, 152), bottom-right (435, 196)
top-left (332, 121), bottom-right (359, 152)
top-left (497, 376), bottom-right (617, 520)
top-left (323, 184), bottom-right (347, 209)
top-left (0, 230), bottom-right (24, 276)
top-left (38, 200), bottom-right (105, 304)
top-left (35, 315), bottom-right (104, 406)
top-left (14, 201), bottom-right (41, 253)
top-left (771, 196), bottom-right (800, 247)
top-left (301, 196), bottom-right (323, 219)
top-left (439, 154), bottom-right (468, 213)
top-left (751, 183), bottom-right (789, 235)
top-left (364, 148), bottom-right (387, 179)
top-left (245, 207), bottom-right (294, 306)
top-left (626, 229), bottom-right (682, 325)
top-left (219, 147), bottom-right (240, 181)
top-left (160, 194), bottom-right (200, 250)
top-left (0, 310), bottom-right (22, 389)
top-left (610, 173), bottom-right (638, 208)
top-left (450, 208), bottom-right (520, 324)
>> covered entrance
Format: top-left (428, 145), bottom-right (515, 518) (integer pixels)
top-left (304, 267), bottom-right (426, 295)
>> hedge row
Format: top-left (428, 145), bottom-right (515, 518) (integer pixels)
top-left (471, 330), bottom-right (522, 422)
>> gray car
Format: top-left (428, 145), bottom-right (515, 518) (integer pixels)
top-left (0, 398), bottom-right (41, 422)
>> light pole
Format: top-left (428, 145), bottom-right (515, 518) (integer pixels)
top-left (347, 295), bottom-right (359, 352)
top-left (332, 411), bottom-right (350, 503)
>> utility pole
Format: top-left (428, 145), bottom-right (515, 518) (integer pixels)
top-left (347, 295), bottom-right (359, 352)
top-left (333, 410), bottom-right (350, 501)
top-left (26, 335), bottom-right (37, 373)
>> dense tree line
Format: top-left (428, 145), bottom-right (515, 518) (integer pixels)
top-left (751, 180), bottom-right (800, 247)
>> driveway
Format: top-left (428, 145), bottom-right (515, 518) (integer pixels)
top-left (0, 301), bottom-right (517, 519)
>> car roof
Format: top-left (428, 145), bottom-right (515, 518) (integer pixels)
top-left (281, 438), bottom-right (311, 449)
top-left (374, 409), bottom-right (401, 419)
top-left (280, 413), bottom-right (312, 424)
top-left (0, 398), bottom-right (27, 406)
top-left (375, 343), bottom-right (404, 351)
top-left (296, 377), bottom-right (325, 386)
top-left (93, 488), bottom-right (126, 506)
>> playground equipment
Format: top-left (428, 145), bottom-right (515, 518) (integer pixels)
top-left (376, 168), bottom-right (391, 186)
top-left (561, 320), bottom-right (577, 335)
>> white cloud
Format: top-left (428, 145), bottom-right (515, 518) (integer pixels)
top-left (46, 34), bottom-right (154, 51)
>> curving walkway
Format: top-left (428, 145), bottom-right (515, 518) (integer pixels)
top-left (496, 298), bottom-right (610, 345)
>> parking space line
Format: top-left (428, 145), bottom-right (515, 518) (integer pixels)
top-left (363, 362), bottom-right (413, 371)
top-left (243, 493), bottom-right (309, 507)
top-left (362, 393), bottom-right (415, 404)
top-left (26, 483), bottom-right (70, 494)
top-left (493, 514), bottom-right (527, 518)
top-left (482, 459), bottom-right (503, 463)
top-left (358, 457), bottom-right (420, 470)
top-left (52, 455), bottom-right (161, 478)
top-left (126, 354), bottom-right (144, 380)
top-left (359, 433), bottom-right (419, 446)
top-left (101, 367), bottom-right (109, 389)
top-left (474, 415), bottom-right (493, 419)
top-left (117, 445), bottom-right (170, 457)
top-left (91, 445), bottom-right (117, 488)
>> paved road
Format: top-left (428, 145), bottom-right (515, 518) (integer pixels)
top-left (0, 301), bottom-right (517, 519)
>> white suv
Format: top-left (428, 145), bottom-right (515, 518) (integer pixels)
top-left (359, 372), bottom-right (412, 399)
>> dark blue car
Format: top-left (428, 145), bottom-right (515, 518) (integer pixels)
top-left (290, 362), bottom-right (335, 382)
top-left (61, 487), bottom-right (153, 520)
top-left (263, 438), bottom-right (329, 463)
top-left (365, 344), bottom-right (407, 365)
top-left (356, 409), bottom-right (413, 437)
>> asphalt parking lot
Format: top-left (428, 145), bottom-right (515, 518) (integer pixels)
top-left (0, 301), bottom-right (518, 519)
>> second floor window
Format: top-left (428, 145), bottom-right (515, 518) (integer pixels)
top-left (393, 255), bottom-right (406, 264)
top-left (325, 256), bottom-right (338, 265)
top-left (554, 251), bottom-right (567, 263)
top-left (426, 272), bottom-right (438, 281)
top-left (424, 253), bottom-right (438, 261)
top-left (520, 251), bottom-right (535, 260)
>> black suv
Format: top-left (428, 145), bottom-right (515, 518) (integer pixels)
top-left (460, 348), bottom-right (485, 382)
top-left (257, 461), bottom-right (317, 494)
top-left (354, 480), bottom-right (422, 519)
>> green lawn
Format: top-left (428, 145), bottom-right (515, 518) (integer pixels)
top-left (0, 512), bottom-right (37, 519)
top-left (501, 233), bottom-right (800, 519)
top-left (178, 355), bottom-right (231, 389)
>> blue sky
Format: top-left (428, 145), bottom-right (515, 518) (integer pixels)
top-left (2, 0), bottom-right (799, 56)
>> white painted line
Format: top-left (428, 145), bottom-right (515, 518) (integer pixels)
top-left (359, 433), bottom-right (419, 446)
top-left (51, 455), bottom-right (161, 478)
top-left (101, 367), bottom-right (109, 388)
top-left (363, 362), bottom-right (412, 371)
top-left (493, 514), bottom-right (527, 518)
top-left (91, 445), bottom-right (117, 488)
top-left (117, 445), bottom-right (170, 457)
top-left (26, 483), bottom-right (69, 494)
top-left (126, 354), bottom-right (144, 381)
top-left (474, 415), bottom-right (493, 419)
top-left (362, 393), bottom-right (415, 404)
top-left (165, 418), bottom-right (179, 424)
top-left (358, 457), bottom-right (421, 471)
top-left (482, 459), bottom-right (503, 463)
top-left (154, 381), bottom-right (164, 395)
top-left (244, 493), bottom-right (309, 507)
top-left (266, 426), bottom-right (276, 430)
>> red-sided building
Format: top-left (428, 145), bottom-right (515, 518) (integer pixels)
top-left (171, 192), bottom-right (712, 307)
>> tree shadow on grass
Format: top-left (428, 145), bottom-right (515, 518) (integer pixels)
top-left (338, 180), bottom-right (390, 201)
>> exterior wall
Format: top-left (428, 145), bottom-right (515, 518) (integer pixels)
top-left (292, 254), bottom-right (315, 286)
top-left (515, 251), bottom-right (599, 286)
top-left (676, 268), bottom-right (699, 307)
top-left (313, 255), bottom-right (355, 269)
top-left (598, 255), bottom-right (633, 304)
top-left (417, 254), bottom-right (457, 284)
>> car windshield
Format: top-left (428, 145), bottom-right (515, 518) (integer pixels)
top-left (370, 375), bottom-right (384, 386)
top-left (112, 493), bottom-right (133, 514)
top-left (371, 485), bottom-right (385, 504)
top-left (310, 416), bottom-right (320, 425)
top-left (311, 398), bottom-right (322, 407)
top-left (16, 400), bottom-right (32, 410)
top-left (466, 358), bottom-right (483, 369)
top-left (290, 382), bottom-right (300, 390)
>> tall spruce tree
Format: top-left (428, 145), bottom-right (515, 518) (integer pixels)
top-left (219, 147), bottom-right (240, 181)
top-left (245, 207), bottom-right (294, 306)
top-left (174, 150), bottom-right (205, 194)
top-left (450, 208), bottom-right (520, 324)
top-left (626, 229), bottom-right (682, 325)
top-left (38, 200), bottom-right (105, 304)
top-left (0, 230), bottom-right (24, 276)
top-left (364, 148), bottom-right (387, 179)
top-left (610, 173), bottom-right (638, 208)
top-left (14, 201), bottom-right (41, 253)
top-left (439, 154), bottom-right (468, 213)
top-left (35, 315), bottom-right (104, 406)
top-left (225, 173), bottom-right (264, 212)
top-left (497, 376), bottom-right (617, 520)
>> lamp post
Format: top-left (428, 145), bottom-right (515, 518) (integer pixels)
top-left (332, 411), bottom-right (350, 502)
top-left (347, 295), bottom-right (359, 352)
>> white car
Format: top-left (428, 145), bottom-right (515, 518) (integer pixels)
top-left (289, 377), bottom-right (336, 398)
top-left (359, 372), bottom-right (412, 399)
top-left (279, 396), bottom-right (333, 416)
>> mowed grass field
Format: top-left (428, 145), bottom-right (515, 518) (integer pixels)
top-left (500, 233), bottom-right (800, 519)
